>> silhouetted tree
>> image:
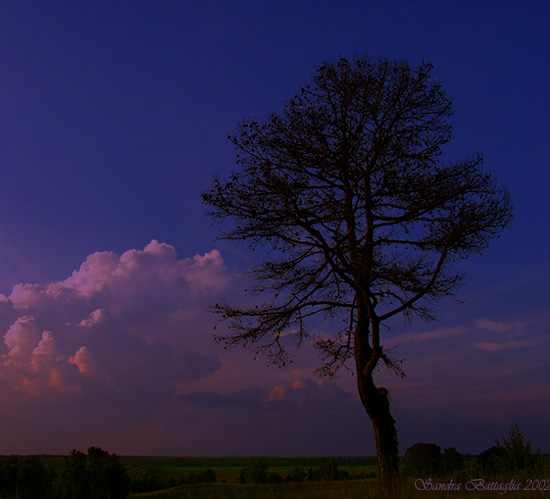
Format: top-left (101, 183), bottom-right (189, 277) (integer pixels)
top-left (442, 447), bottom-right (464, 474)
top-left (268, 472), bottom-right (283, 483)
top-left (203, 55), bottom-right (513, 492)
top-left (16, 456), bottom-right (51, 498)
top-left (60, 449), bottom-right (90, 498)
top-left (197, 468), bottom-right (217, 483)
top-left (313, 458), bottom-right (348, 481)
top-left (0, 456), bottom-right (19, 497)
top-left (0, 455), bottom-right (52, 498)
top-left (240, 458), bottom-right (269, 484)
top-left (58, 447), bottom-right (130, 499)
top-left (126, 466), bottom-right (162, 493)
top-left (404, 443), bottom-right (442, 475)
top-left (286, 466), bottom-right (307, 483)
top-left (479, 446), bottom-right (506, 475)
top-left (496, 423), bottom-right (539, 472)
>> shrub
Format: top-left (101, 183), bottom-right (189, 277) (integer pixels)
top-left (56, 447), bottom-right (130, 499)
top-left (312, 458), bottom-right (349, 481)
top-left (268, 473), bottom-right (283, 483)
top-left (126, 466), bottom-right (163, 493)
top-left (442, 447), bottom-right (464, 474)
top-left (197, 468), bottom-right (216, 483)
top-left (0, 455), bottom-right (53, 498)
top-left (286, 466), bottom-right (306, 482)
top-left (404, 443), bottom-right (443, 476)
top-left (496, 423), bottom-right (540, 473)
top-left (240, 458), bottom-right (268, 484)
top-left (479, 445), bottom-right (506, 475)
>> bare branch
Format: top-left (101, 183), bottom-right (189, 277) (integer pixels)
top-left (202, 55), bottom-right (513, 376)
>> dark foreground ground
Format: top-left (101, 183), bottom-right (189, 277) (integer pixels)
top-left (1, 454), bottom-right (548, 498)
top-left (123, 455), bottom-right (550, 498)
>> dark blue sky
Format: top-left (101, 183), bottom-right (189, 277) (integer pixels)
top-left (0, 1), bottom-right (548, 456)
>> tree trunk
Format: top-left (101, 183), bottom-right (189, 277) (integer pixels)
top-left (354, 310), bottom-right (400, 494)
top-left (357, 371), bottom-right (400, 493)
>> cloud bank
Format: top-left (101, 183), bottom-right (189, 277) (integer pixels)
top-left (0, 240), bottom-right (548, 456)
top-left (0, 241), bottom-right (231, 452)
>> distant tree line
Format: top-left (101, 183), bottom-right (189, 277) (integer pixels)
top-left (403, 443), bottom-right (465, 476)
top-left (0, 447), bottom-right (219, 498)
top-left (239, 424), bottom-right (542, 487)
top-left (239, 457), bottom-right (376, 485)
top-left (126, 465), bottom-right (216, 493)
top-left (0, 447), bottom-right (129, 499)
top-left (0, 424), bottom-right (540, 497)
top-left (403, 423), bottom-right (541, 478)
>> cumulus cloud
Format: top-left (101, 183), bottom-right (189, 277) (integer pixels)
top-left (2, 241), bottom-right (547, 456)
top-left (0, 241), bottom-right (231, 448)
top-left (0, 240), bottom-right (371, 456)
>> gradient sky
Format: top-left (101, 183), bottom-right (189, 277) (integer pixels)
top-left (0, 1), bottom-right (548, 457)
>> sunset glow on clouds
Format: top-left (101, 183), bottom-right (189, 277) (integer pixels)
top-left (0, 240), bottom-right (377, 455)
top-left (0, 242), bottom-right (230, 450)
top-left (2, 241), bottom-right (227, 390)
top-left (0, 2), bottom-right (548, 458)
top-left (0, 241), bottom-right (548, 455)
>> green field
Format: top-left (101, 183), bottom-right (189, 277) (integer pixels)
top-left (121, 455), bottom-right (550, 498)
top-left (129, 480), bottom-right (379, 498)
top-left (2, 454), bottom-right (548, 498)
top-left (121, 455), bottom-right (378, 484)
top-left (122, 455), bottom-right (550, 498)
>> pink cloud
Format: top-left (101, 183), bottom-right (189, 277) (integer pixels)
top-left (0, 240), bottom-right (234, 452)
top-left (475, 319), bottom-right (525, 334)
top-left (0, 240), bottom-right (548, 456)
top-left (4, 315), bottom-right (39, 359)
top-left (474, 338), bottom-right (545, 351)
top-left (68, 346), bottom-right (94, 375)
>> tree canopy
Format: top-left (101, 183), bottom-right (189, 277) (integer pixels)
top-left (203, 55), bottom-right (513, 492)
top-left (204, 56), bottom-right (512, 372)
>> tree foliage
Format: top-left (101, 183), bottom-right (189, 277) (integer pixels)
top-left (479, 445), bottom-right (506, 475)
top-left (496, 423), bottom-right (539, 473)
top-left (0, 456), bottom-right (51, 498)
top-left (58, 447), bottom-right (130, 499)
top-left (404, 442), bottom-right (442, 475)
top-left (239, 458), bottom-right (269, 484)
top-left (442, 447), bottom-right (464, 474)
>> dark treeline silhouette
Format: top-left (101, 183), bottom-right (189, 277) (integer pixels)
top-left (239, 457), bottom-right (376, 485)
top-left (0, 425), bottom-right (541, 497)
top-left (0, 447), bottom-right (129, 499)
top-left (403, 423), bottom-right (541, 478)
top-left (0, 447), bottom-right (219, 498)
top-left (403, 443), bottom-right (464, 476)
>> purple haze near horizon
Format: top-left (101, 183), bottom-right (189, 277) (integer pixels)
top-left (0, 1), bottom-right (548, 456)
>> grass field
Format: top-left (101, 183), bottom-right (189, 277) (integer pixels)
top-left (127, 476), bottom-right (550, 499)
top-left (1, 454), bottom-right (547, 498)
top-left (122, 455), bottom-right (550, 498)
top-left (120, 455), bottom-right (378, 484)
top-left (119, 456), bottom-right (381, 497)
top-left (129, 480), bottom-right (379, 498)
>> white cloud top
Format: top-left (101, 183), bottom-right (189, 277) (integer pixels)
top-left (0, 241), bottom-right (230, 440)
